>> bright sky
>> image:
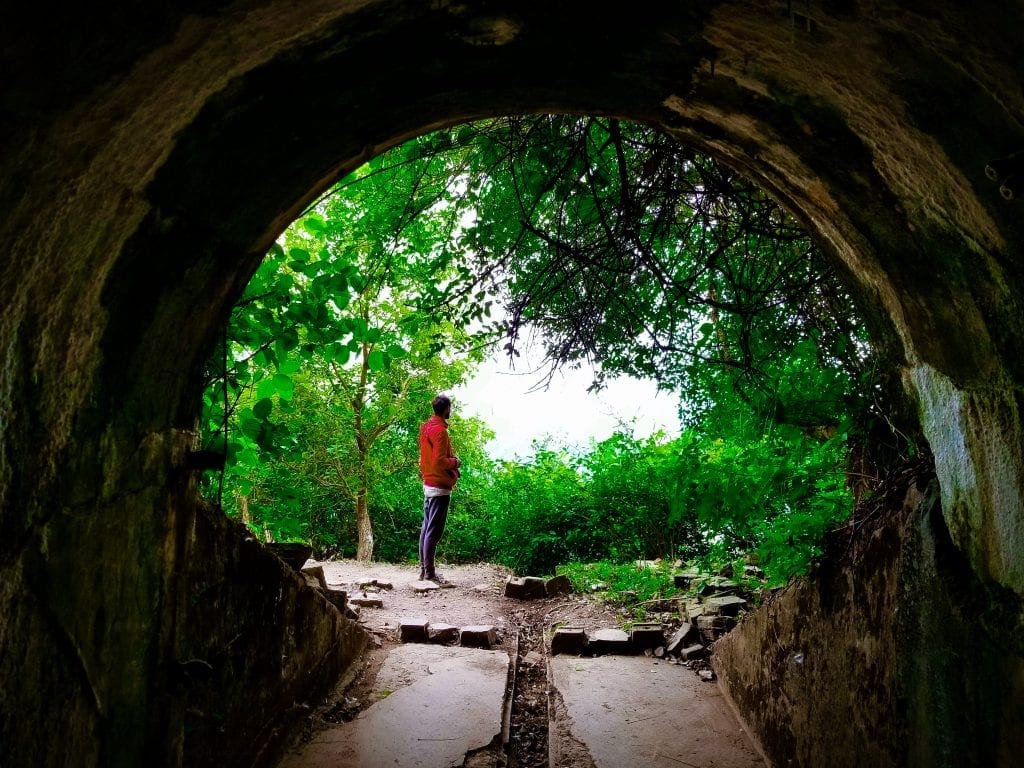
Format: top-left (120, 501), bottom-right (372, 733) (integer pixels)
top-left (452, 343), bottom-right (682, 460)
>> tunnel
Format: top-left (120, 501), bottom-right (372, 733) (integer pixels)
top-left (1, 1), bottom-right (1022, 765)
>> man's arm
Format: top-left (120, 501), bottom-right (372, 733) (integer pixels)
top-left (435, 428), bottom-right (461, 469)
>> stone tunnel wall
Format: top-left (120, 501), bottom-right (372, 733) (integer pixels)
top-left (1, 1), bottom-right (1023, 765)
top-left (713, 464), bottom-right (1024, 768)
top-left (179, 502), bottom-right (368, 768)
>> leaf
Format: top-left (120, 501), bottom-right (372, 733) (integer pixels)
top-left (278, 358), bottom-right (301, 375)
top-left (256, 378), bottom-right (276, 400)
top-left (240, 417), bottom-right (263, 439)
top-left (367, 350), bottom-right (386, 371)
top-left (289, 247), bottom-right (311, 262)
top-left (252, 398), bottom-right (274, 419)
top-left (273, 373), bottom-right (295, 401)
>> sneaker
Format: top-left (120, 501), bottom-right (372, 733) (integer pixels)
top-left (426, 573), bottom-right (456, 588)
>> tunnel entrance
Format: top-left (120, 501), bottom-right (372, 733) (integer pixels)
top-left (2, 2), bottom-right (1023, 766)
top-left (203, 114), bottom-right (885, 588)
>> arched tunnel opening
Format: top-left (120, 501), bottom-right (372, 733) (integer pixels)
top-left (205, 112), bottom-right (913, 768)
top-left (1, 2), bottom-right (1022, 767)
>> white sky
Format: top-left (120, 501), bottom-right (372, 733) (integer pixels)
top-left (452, 343), bottom-right (682, 460)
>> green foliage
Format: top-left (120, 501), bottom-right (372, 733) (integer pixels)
top-left (557, 560), bottom-right (678, 602)
top-left (198, 114), bottom-right (871, 582)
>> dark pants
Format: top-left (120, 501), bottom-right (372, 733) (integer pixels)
top-left (419, 494), bottom-right (451, 578)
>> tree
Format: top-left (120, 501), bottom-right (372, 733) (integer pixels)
top-left (201, 149), bottom-right (488, 558)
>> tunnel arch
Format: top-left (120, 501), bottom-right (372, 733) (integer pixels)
top-left (1, 1), bottom-right (1022, 765)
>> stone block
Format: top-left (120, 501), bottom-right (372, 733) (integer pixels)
top-left (666, 622), bottom-right (698, 654)
top-left (588, 628), bottom-right (633, 655)
top-left (629, 623), bottom-right (664, 649)
top-left (504, 576), bottom-right (547, 599)
top-left (350, 597), bottom-right (383, 608)
top-left (545, 574), bottom-right (573, 595)
top-left (266, 542), bottom-right (312, 571)
top-left (697, 614), bottom-right (736, 642)
top-left (522, 651), bottom-right (544, 666)
top-left (460, 625), bottom-right (498, 648)
top-left (301, 565), bottom-right (328, 591)
top-left (680, 644), bottom-right (708, 660)
top-left (697, 577), bottom-right (738, 597)
top-left (427, 623), bottom-right (459, 644)
top-left (399, 618), bottom-right (429, 643)
top-left (413, 580), bottom-right (440, 593)
top-left (550, 627), bottom-right (588, 656)
top-left (673, 568), bottom-right (704, 589)
top-left (325, 588), bottom-right (347, 612)
top-left (704, 595), bottom-right (747, 617)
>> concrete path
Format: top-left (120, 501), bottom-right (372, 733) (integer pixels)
top-left (549, 656), bottom-right (765, 768)
top-left (279, 645), bottom-right (509, 768)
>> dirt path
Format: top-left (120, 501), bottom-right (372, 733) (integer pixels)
top-left (283, 559), bottom-right (765, 767)
top-left (293, 559), bottom-right (620, 766)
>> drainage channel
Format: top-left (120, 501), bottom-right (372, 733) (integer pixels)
top-left (503, 611), bottom-right (550, 768)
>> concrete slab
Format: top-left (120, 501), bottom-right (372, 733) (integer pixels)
top-left (549, 655), bottom-right (765, 768)
top-left (281, 645), bottom-right (510, 768)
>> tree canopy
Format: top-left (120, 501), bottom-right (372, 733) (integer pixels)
top-left (200, 114), bottom-right (913, 581)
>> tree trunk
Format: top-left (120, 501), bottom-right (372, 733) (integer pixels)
top-left (355, 489), bottom-right (373, 561)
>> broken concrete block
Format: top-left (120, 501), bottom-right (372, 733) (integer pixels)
top-left (460, 625), bottom-right (498, 648)
top-left (522, 651), bottom-right (544, 666)
top-left (666, 623), bottom-right (698, 654)
top-left (350, 597), bottom-right (383, 608)
top-left (697, 577), bottom-right (738, 597)
top-left (399, 618), bottom-right (429, 643)
top-left (629, 623), bottom-right (664, 649)
top-left (589, 628), bottom-right (633, 655)
top-left (644, 599), bottom-right (679, 613)
top-left (545, 574), bottom-right (573, 595)
top-left (699, 669), bottom-right (717, 682)
top-left (704, 595), bottom-right (747, 617)
top-left (325, 588), bottom-right (347, 612)
top-left (412, 580), bottom-right (440, 593)
top-left (267, 542), bottom-right (313, 571)
top-left (672, 568), bottom-right (704, 589)
top-left (680, 644), bottom-right (708, 660)
top-left (550, 627), bottom-right (588, 656)
top-left (344, 605), bottom-right (361, 621)
top-left (684, 602), bottom-right (705, 622)
top-left (301, 565), bottom-right (328, 591)
top-left (427, 623), bottom-right (459, 644)
top-left (504, 576), bottom-right (547, 600)
top-left (697, 614), bottom-right (737, 642)
top-left (653, 646), bottom-right (666, 658)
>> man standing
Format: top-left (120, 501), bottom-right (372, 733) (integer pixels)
top-left (418, 394), bottom-right (461, 585)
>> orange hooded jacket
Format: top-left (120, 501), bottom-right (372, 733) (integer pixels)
top-left (419, 414), bottom-right (460, 489)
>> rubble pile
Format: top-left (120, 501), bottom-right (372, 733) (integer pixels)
top-left (544, 563), bottom-right (768, 680)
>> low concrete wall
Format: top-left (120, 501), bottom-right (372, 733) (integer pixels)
top-left (714, 466), bottom-right (1024, 768)
top-left (179, 504), bottom-right (368, 767)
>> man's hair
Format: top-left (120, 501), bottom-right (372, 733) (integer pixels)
top-left (432, 394), bottom-right (452, 416)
